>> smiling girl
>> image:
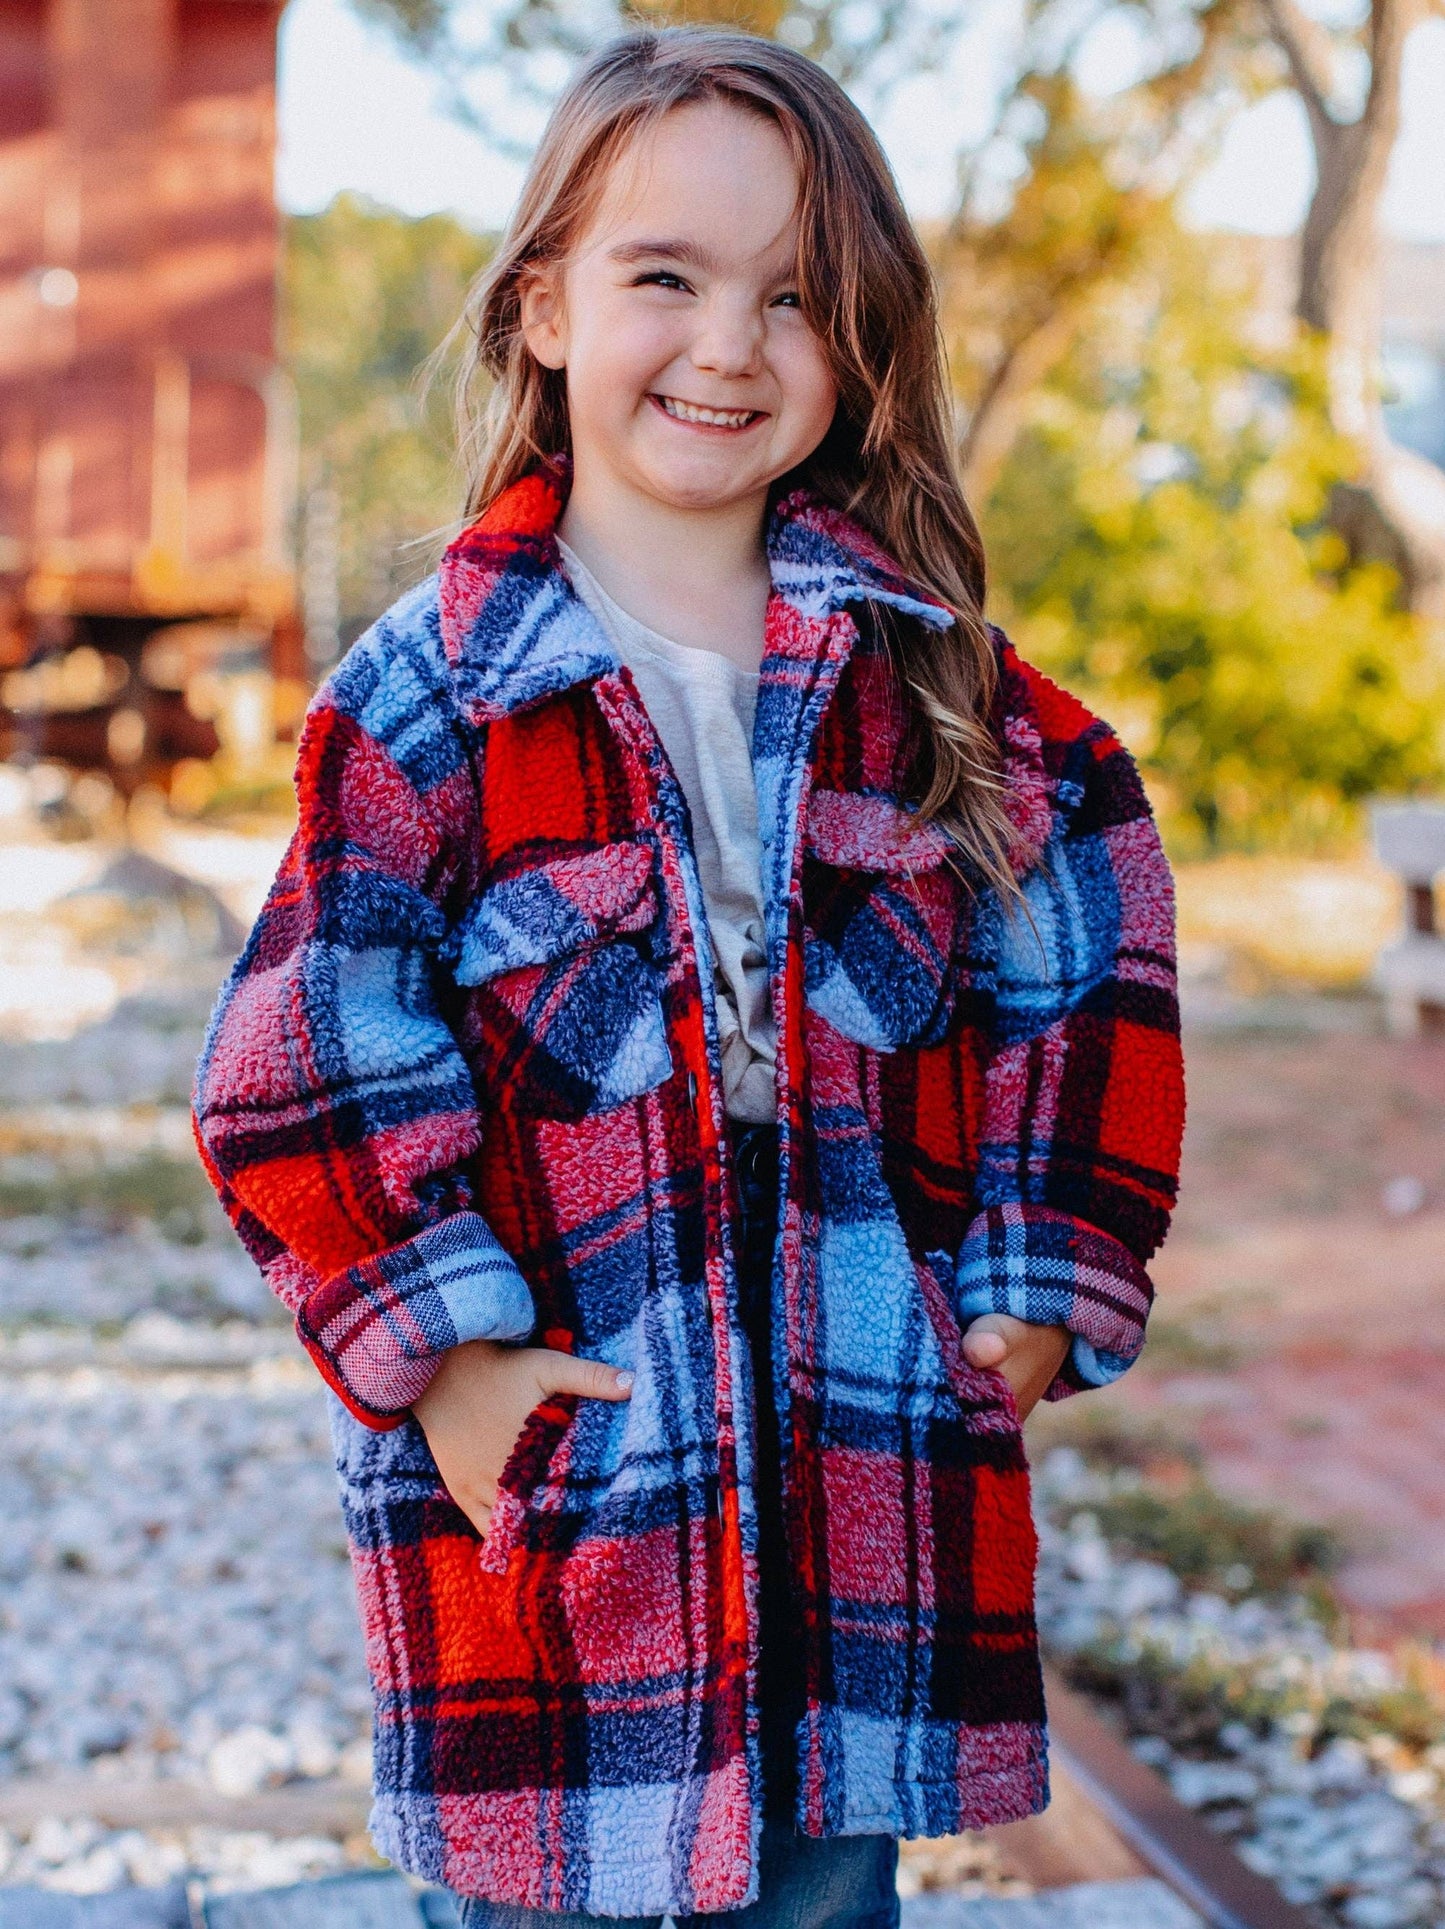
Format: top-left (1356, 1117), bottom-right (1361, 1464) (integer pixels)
top-left (194, 28), bottom-right (1185, 1927)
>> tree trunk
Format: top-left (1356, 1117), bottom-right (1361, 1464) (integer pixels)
top-left (1263, 0), bottom-right (1445, 617)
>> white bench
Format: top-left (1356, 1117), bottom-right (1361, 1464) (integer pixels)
top-left (1371, 802), bottom-right (1445, 1034)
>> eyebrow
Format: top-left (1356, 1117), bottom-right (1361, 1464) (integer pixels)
top-left (607, 237), bottom-right (727, 273)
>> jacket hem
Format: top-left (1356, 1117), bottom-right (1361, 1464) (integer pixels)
top-left (366, 1740), bottom-right (1050, 1915)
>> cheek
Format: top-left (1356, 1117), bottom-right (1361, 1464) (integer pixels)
top-left (570, 303), bottom-right (680, 402)
top-left (775, 334), bottom-right (839, 441)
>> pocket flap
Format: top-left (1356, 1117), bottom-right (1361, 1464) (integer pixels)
top-left (805, 790), bottom-right (952, 874)
top-left (450, 840), bottom-right (658, 987)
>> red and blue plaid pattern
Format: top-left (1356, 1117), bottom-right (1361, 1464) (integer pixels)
top-left (193, 467), bottom-right (1184, 1915)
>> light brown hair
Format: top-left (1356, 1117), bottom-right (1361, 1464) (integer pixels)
top-left (455, 26), bottom-right (1018, 895)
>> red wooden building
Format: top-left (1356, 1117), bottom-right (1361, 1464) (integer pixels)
top-left (0, 0), bottom-right (300, 781)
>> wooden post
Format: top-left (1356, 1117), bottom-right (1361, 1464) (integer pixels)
top-left (1371, 803), bottom-right (1445, 1035)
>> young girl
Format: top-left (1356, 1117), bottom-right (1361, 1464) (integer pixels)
top-left (194, 28), bottom-right (1184, 1927)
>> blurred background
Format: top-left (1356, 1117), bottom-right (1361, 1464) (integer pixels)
top-left (0, 0), bottom-right (1444, 1922)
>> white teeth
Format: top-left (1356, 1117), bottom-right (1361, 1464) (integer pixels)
top-left (657, 395), bottom-right (757, 428)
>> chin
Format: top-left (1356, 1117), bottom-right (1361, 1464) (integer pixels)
top-left (639, 460), bottom-right (767, 514)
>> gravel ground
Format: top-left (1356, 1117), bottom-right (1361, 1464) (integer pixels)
top-left (0, 1353), bottom-right (370, 1784)
top-left (2, 819), bottom-right (1443, 1918)
top-left (1035, 1448), bottom-right (1445, 1928)
top-left (0, 1818), bottom-right (351, 1897)
top-left (0, 845), bottom-right (384, 1899)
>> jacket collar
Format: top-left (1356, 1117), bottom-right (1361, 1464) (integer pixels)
top-left (436, 461), bottom-right (953, 724)
top-left (436, 461), bottom-right (1054, 880)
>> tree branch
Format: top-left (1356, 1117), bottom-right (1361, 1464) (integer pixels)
top-left (1256, 0), bottom-right (1341, 125)
top-left (1362, 0), bottom-right (1417, 143)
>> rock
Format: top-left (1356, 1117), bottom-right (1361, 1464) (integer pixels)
top-left (1340, 1889), bottom-right (1433, 1929)
top-left (1062, 1535), bottom-right (1113, 1586)
top-left (899, 1878), bottom-right (1203, 1927)
top-left (26, 1819), bottom-right (101, 1867)
top-left (206, 1729), bottom-right (295, 1799)
top-left (1252, 1792), bottom-right (1316, 1829)
top-left (37, 1843), bottom-right (129, 1895)
top-left (1341, 1800), bottom-right (1417, 1862)
top-left (1129, 1735), bottom-right (1174, 1769)
top-left (195, 1833), bottom-right (346, 1894)
top-left (1111, 1562), bottom-right (1181, 1618)
top-left (1310, 1737), bottom-right (1372, 1791)
top-left (1277, 1872), bottom-right (1327, 1905)
top-left (1388, 1767), bottom-right (1436, 1804)
top-left (1168, 1761), bottom-right (1259, 1808)
top-left (1237, 1838), bottom-right (1284, 1878)
top-left (286, 1721), bottom-right (339, 1782)
top-left (1215, 1721), bottom-right (1256, 1757)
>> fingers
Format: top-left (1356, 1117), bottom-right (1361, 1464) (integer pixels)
top-left (962, 1313), bottom-right (1017, 1368)
top-left (536, 1351), bottom-right (634, 1401)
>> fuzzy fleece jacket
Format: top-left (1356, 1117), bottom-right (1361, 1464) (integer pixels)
top-left (193, 466), bottom-right (1185, 1916)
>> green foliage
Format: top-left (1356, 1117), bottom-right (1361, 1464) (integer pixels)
top-left (1039, 1459), bottom-right (1445, 1759)
top-left (1062, 1640), bottom-right (1307, 1752)
top-left (1089, 1481), bottom-right (1340, 1599)
top-left (0, 1151), bottom-right (223, 1236)
top-left (1065, 1625), bottom-right (1445, 1760)
top-left (284, 194), bottom-right (494, 647)
top-left (984, 228), bottom-right (1444, 852)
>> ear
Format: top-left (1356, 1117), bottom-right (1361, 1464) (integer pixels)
top-left (519, 265), bottom-right (567, 371)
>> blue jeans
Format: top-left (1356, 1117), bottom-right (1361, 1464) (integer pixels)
top-left (453, 1816), bottom-right (900, 1927)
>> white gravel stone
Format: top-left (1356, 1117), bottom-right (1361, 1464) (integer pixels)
top-left (206, 1728), bottom-right (296, 1799)
top-left (1340, 1890), bottom-right (1432, 1929)
top-left (0, 1358), bottom-right (369, 1782)
top-left (0, 1820), bottom-right (356, 1896)
top-left (1129, 1736), bottom-right (1175, 1769)
top-left (1168, 1761), bottom-right (1259, 1808)
top-left (1031, 1449), bottom-right (1445, 1929)
top-left (2, 872), bottom-right (1444, 1922)
top-left (1216, 1721), bottom-right (1256, 1756)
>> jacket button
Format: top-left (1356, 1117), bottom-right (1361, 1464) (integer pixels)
top-left (687, 1071), bottom-right (698, 1106)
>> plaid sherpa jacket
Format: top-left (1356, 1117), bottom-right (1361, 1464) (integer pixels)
top-left (193, 466), bottom-right (1184, 1917)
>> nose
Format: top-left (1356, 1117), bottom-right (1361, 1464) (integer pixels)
top-left (690, 291), bottom-right (765, 380)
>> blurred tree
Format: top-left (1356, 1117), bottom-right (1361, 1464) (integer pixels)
top-left (352, 0), bottom-right (1445, 615)
top-left (939, 67), bottom-right (1179, 507)
top-left (985, 224), bottom-right (1443, 850)
top-left (284, 194), bottom-right (493, 652)
top-left (934, 0), bottom-right (1266, 504)
top-left (1248, 0), bottom-right (1445, 617)
top-left (318, 1), bottom-right (1443, 838)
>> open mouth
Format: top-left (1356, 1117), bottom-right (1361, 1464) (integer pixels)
top-left (651, 394), bottom-right (764, 431)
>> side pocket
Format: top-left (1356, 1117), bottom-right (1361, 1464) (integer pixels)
top-left (476, 1391), bottom-right (580, 1576)
top-left (914, 1254), bottom-right (1022, 1440)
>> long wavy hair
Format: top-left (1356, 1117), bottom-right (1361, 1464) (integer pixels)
top-left (454, 26), bottom-right (1018, 895)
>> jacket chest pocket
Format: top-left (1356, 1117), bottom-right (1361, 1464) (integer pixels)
top-left (448, 840), bottom-right (674, 1120)
top-left (802, 790), bottom-right (966, 1052)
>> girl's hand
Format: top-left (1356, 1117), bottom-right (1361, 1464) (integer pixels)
top-left (961, 1314), bottom-right (1071, 1421)
top-left (412, 1339), bottom-right (633, 1538)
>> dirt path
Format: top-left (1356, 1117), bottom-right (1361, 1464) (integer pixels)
top-left (1066, 1022), bottom-right (1445, 1639)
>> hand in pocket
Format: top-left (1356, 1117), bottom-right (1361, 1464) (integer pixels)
top-left (413, 1339), bottom-right (633, 1536)
top-left (961, 1314), bottom-right (1070, 1421)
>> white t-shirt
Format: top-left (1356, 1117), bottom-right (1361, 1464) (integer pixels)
top-left (557, 538), bottom-right (776, 1125)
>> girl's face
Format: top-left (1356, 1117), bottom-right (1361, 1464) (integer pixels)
top-left (521, 100), bottom-right (839, 522)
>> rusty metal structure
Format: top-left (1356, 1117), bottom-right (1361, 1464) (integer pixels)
top-left (0, 0), bottom-right (300, 786)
